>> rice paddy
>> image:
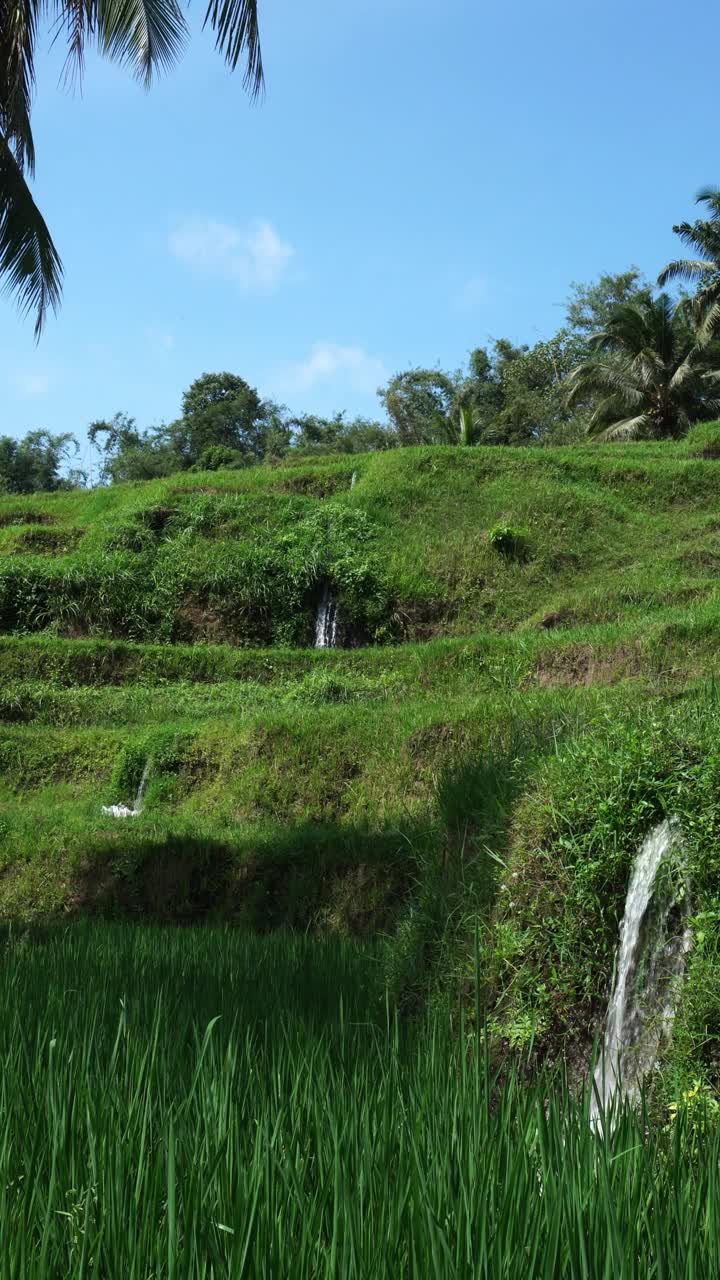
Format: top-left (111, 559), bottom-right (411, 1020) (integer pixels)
top-left (0, 922), bottom-right (718, 1278)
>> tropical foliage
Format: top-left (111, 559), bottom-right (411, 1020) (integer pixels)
top-left (659, 186), bottom-right (720, 345)
top-left (0, 429), bottom-right (80, 492)
top-left (566, 293), bottom-right (720, 441)
top-left (0, 0), bottom-right (263, 334)
top-left (378, 369), bottom-right (458, 446)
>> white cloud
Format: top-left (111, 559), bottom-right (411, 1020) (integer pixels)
top-left (281, 342), bottom-right (387, 394)
top-left (13, 371), bottom-right (49, 398)
top-left (169, 218), bottom-right (295, 292)
top-left (454, 273), bottom-right (490, 310)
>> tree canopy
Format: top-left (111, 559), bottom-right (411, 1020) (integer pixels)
top-left (378, 370), bottom-right (457, 446)
top-left (659, 187), bottom-right (720, 345)
top-left (565, 268), bottom-right (652, 335)
top-left (566, 294), bottom-right (720, 441)
top-left (169, 372), bottom-right (267, 466)
top-left (0, 430), bottom-right (78, 492)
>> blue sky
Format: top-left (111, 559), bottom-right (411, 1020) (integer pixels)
top-left (1, 0), bottom-right (717, 463)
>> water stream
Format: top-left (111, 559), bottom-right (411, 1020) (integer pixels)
top-left (102, 758), bottom-right (152, 819)
top-left (314, 585), bottom-right (340, 648)
top-left (590, 817), bottom-right (690, 1127)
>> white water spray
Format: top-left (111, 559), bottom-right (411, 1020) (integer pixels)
top-left (102, 758), bottom-right (151, 819)
top-left (350, 471), bottom-right (358, 489)
top-left (314, 584), bottom-right (340, 648)
top-left (591, 817), bottom-right (690, 1127)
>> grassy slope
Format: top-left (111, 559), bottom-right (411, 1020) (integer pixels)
top-left (2, 440), bottom-right (720, 641)
top-left (2, 439), bottom-right (720, 1085)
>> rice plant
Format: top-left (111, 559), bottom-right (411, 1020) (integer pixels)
top-left (0, 922), bottom-right (718, 1278)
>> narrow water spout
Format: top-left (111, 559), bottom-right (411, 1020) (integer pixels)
top-left (102, 758), bottom-right (152, 819)
top-left (314, 584), bottom-right (340, 648)
top-left (350, 470), bottom-right (358, 489)
top-left (591, 817), bottom-right (690, 1127)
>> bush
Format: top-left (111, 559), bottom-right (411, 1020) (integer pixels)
top-left (192, 446), bottom-right (248, 472)
top-left (487, 523), bottom-right (528, 560)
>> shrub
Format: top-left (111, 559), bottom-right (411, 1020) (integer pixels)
top-left (487, 523), bottom-right (528, 560)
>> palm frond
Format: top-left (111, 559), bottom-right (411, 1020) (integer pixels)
top-left (669, 220), bottom-right (720, 259)
top-left (567, 359), bottom-right (642, 404)
top-left (202, 0), bottom-right (263, 93)
top-left (96, 0), bottom-right (188, 84)
top-left (0, 0), bottom-right (39, 171)
top-left (55, 0), bottom-right (97, 86)
top-left (0, 131), bottom-right (63, 338)
top-left (593, 412), bottom-right (650, 442)
top-left (585, 392), bottom-right (631, 429)
top-left (669, 349), bottom-right (704, 389)
top-left (657, 258), bottom-right (710, 287)
top-left (695, 185), bottom-right (720, 211)
top-left (696, 297), bottom-right (720, 345)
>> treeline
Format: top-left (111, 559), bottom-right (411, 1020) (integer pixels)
top-left (5, 188), bottom-right (720, 494)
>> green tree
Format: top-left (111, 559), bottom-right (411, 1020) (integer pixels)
top-left (289, 412), bottom-right (346, 454)
top-left (1, 0), bottom-right (263, 336)
top-left (490, 330), bottom-right (589, 444)
top-left (566, 293), bottom-right (720, 441)
top-left (88, 412), bottom-right (176, 483)
top-left (658, 187), bottom-right (720, 345)
top-left (169, 372), bottom-right (265, 465)
top-left (0, 429), bottom-right (78, 492)
top-left (339, 416), bottom-right (397, 453)
top-left (457, 335), bottom-right (586, 445)
top-left (378, 369), bottom-right (458, 445)
top-left (565, 268), bottom-right (652, 335)
top-left (457, 343), bottom-right (521, 424)
top-left (259, 401), bottom-right (293, 460)
top-left (290, 412), bottom-right (396, 456)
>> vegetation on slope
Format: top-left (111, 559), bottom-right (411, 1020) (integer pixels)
top-left (1, 442), bottom-right (720, 1093)
top-left (3, 439), bottom-right (720, 644)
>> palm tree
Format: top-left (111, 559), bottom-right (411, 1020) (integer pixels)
top-left (566, 293), bottom-right (720, 441)
top-left (1, 0), bottom-right (262, 336)
top-left (658, 187), bottom-right (720, 344)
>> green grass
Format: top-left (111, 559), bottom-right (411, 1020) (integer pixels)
top-left (3, 442), bottom-right (720, 1084)
top-left (0, 921), bottom-right (718, 1279)
top-left (3, 441), bottom-right (720, 644)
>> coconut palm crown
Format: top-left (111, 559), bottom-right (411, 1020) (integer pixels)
top-left (0, 0), bottom-right (263, 336)
top-left (566, 293), bottom-right (720, 441)
top-left (658, 186), bottom-right (720, 345)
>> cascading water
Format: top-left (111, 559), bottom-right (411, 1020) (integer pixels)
top-left (314, 584), bottom-right (340, 648)
top-left (102, 758), bottom-right (152, 819)
top-left (590, 817), bottom-right (690, 1128)
top-left (350, 470), bottom-right (358, 489)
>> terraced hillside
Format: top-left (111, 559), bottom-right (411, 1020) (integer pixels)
top-left (3, 439), bottom-right (720, 1079)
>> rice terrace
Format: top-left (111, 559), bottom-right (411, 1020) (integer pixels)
top-left (3, 0), bottom-right (720, 1274)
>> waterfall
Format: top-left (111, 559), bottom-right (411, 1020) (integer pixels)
top-left (350, 470), bottom-right (358, 489)
top-left (102, 758), bottom-right (152, 819)
top-left (314, 584), bottom-right (340, 648)
top-left (590, 817), bottom-right (690, 1127)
